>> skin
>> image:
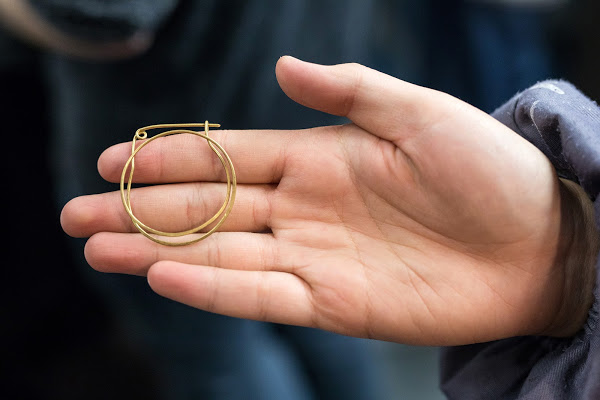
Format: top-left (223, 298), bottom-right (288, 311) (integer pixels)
top-left (61, 56), bottom-right (598, 346)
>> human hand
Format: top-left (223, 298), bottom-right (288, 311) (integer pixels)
top-left (61, 56), bottom-right (598, 345)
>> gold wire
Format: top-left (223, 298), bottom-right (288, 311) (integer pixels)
top-left (120, 121), bottom-right (236, 246)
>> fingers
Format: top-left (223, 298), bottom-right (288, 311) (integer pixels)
top-left (60, 183), bottom-right (274, 237)
top-left (84, 231), bottom-right (281, 276)
top-left (275, 56), bottom-right (454, 143)
top-left (98, 129), bottom-right (296, 184)
top-left (147, 261), bottom-right (314, 327)
top-left (97, 57), bottom-right (447, 186)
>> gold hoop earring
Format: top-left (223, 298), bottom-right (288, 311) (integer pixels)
top-left (120, 121), bottom-right (236, 246)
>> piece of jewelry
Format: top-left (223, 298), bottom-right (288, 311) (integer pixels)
top-left (120, 121), bottom-right (236, 246)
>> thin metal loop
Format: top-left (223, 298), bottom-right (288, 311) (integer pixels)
top-left (120, 121), bottom-right (236, 246)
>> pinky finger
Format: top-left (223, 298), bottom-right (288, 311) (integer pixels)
top-left (147, 261), bottom-right (314, 327)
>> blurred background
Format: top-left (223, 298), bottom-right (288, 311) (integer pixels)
top-left (2, 0), bottom-right (598, 399)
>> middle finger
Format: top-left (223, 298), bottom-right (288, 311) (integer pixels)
top-left (61, 182), bottom-right (275, 238)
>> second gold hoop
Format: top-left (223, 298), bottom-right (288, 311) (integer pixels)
top-left (120, 121), bottom-right (236, 246)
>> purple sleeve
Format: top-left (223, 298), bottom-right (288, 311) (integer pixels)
top-left (440, 80), bottom-right (600, 399)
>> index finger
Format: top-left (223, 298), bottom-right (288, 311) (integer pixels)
top-left (98, 129), bottom-right (301, 184)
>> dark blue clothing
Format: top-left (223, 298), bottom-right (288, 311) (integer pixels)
top-left (463, 3), bottom-right (554, 113)
top-left (425, 0), bottom-right (556, 113)
top-left (441, 80), bottom-right (600, 399)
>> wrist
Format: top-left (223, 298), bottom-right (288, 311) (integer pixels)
top-left (541, 179), bottom-right (598, 337)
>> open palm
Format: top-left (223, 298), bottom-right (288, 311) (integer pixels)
top-left (61, 57), bottom-right (593, 345)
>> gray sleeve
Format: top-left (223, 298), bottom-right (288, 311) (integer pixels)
top-left (27, 0), bottom-right (179, 41)
top-left (440, 80), bottom-right (600, 399)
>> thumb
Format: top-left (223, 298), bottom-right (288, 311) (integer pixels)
top-left (275, 56), bottom-right (449, 143)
